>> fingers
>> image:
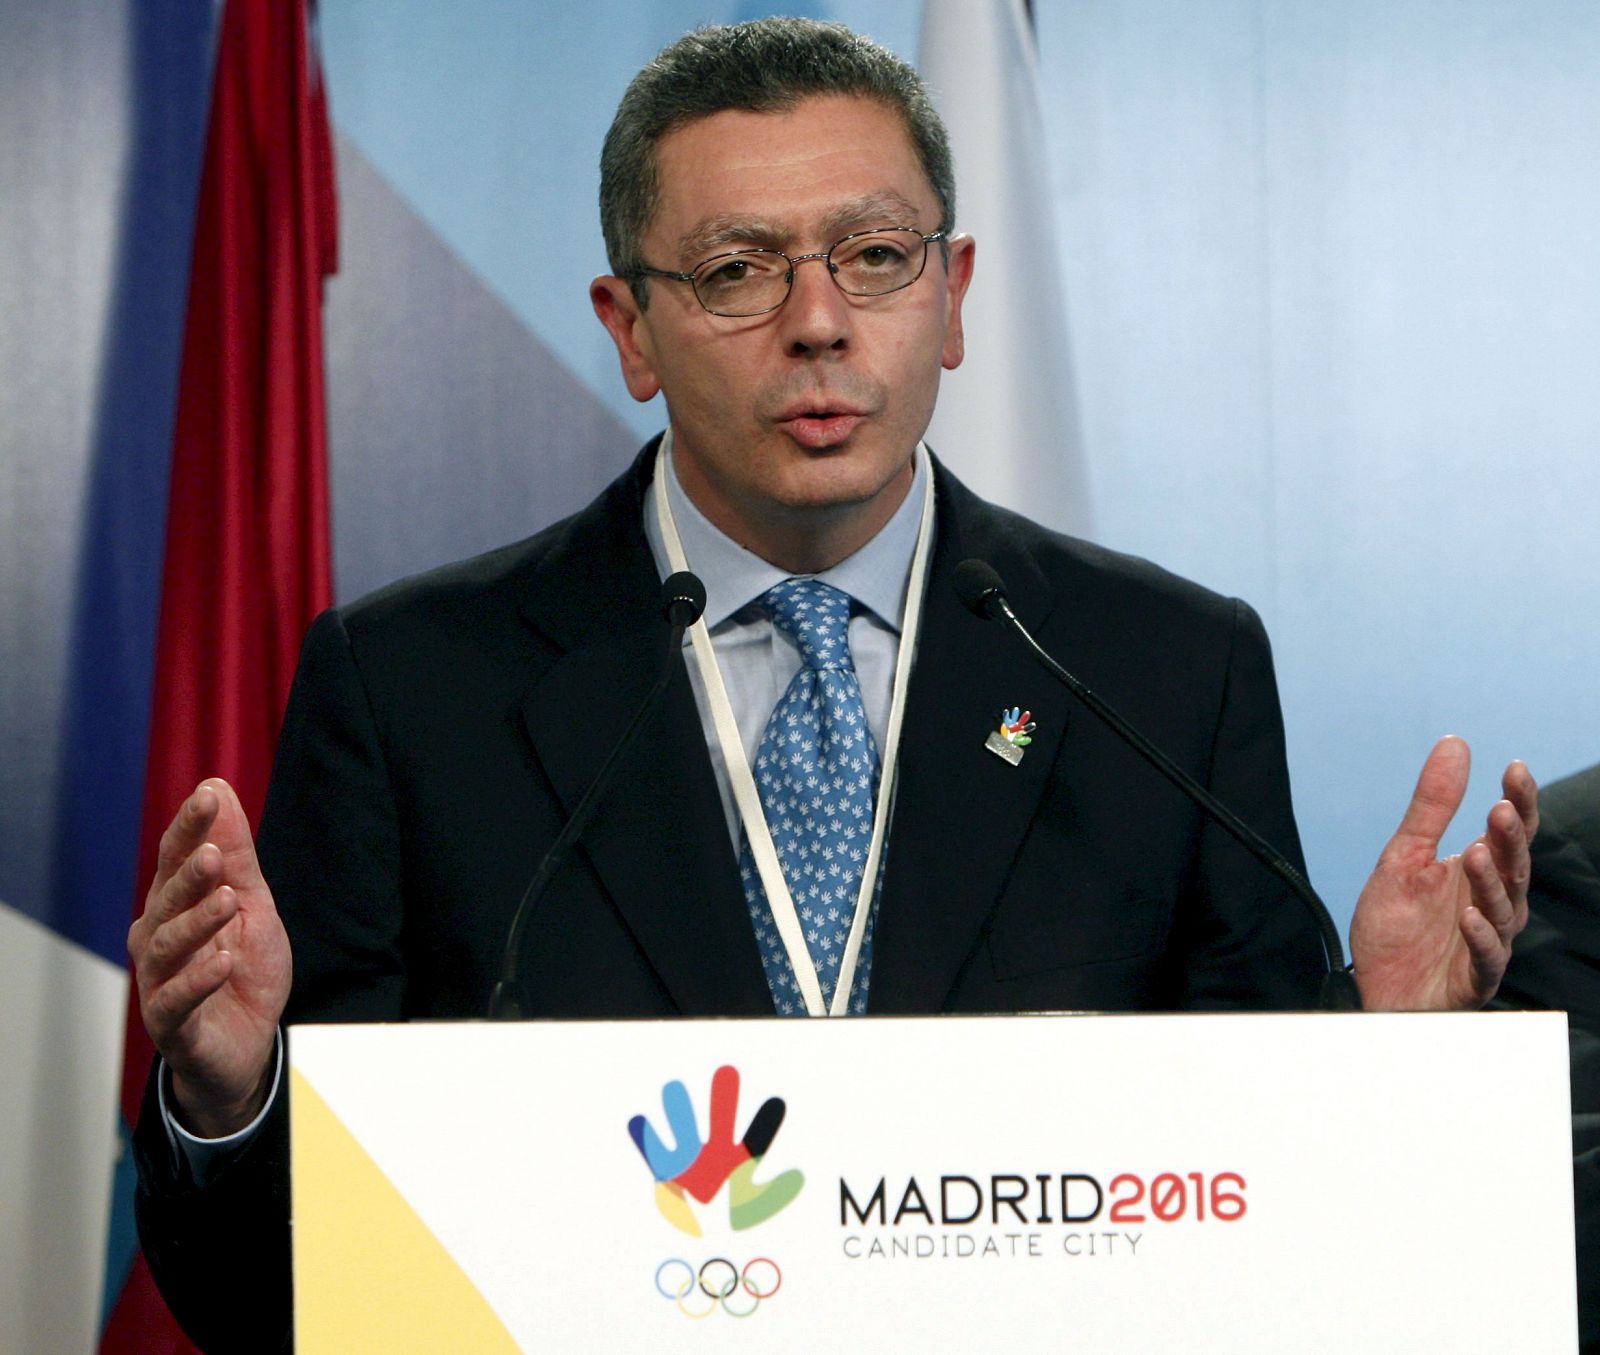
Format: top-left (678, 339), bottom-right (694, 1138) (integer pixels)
top-left (152, 782), bottom-right (223, 892)
top-left (1458, 897), bottom-right (1510, 1007)
top-left (134, 863), bottom-right (241, 1039)
top-left (146, 836), bottom-right (227, 930)
top-left (139, 878), bottom-right (239, 987)
top-left (149, 776), bottom-right (260, 896)
top-left (1462, 838), bottom-right (1515, 936)
top-left (1389, 735), bottom-right (1471, 853)
top-left (1456, 835), bottom-right (1521, 1007)
top-left (143, 946), bottom-right (236, 1045)
top-left (1501, 760), bottom-right (1539, 845)
top-left (1482, 797), bottom-right (1531, 940)
top-left (140, 778), bottom-right (267, 939)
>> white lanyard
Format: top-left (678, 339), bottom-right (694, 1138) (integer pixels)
top-left (653, 442), bottom-right (936, 1016)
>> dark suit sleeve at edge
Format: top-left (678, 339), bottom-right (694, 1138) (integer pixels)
top-left (132, 1062), bottom-right (291, 1355)
top-left (1496, 784), bottom-right (1600, 1352)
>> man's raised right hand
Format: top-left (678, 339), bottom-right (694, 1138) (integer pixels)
top-left (129, 779), bottom-right (291, 1138)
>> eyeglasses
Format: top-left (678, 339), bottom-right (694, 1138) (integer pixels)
top-left (634, 227), bottom-right (948, 318)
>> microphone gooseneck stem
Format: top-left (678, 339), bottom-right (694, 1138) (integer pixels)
top-left (984, 590), bottom-right (1360, 1012)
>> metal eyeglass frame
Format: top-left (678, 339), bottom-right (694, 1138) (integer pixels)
top-left (632, 227), bottom-right (949, 318)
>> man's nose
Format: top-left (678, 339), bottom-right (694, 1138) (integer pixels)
top-left (779, 253), bottom-right (851, 355)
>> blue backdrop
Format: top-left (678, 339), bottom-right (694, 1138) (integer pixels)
top-left (1, 2), bottom-right (1597, 1343)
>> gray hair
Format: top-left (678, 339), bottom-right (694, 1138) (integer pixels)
top-left (600, 18), bottom-right (955, 305)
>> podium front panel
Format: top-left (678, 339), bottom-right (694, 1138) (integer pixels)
top-left (290, 1012), bottom-right (1576, 1353)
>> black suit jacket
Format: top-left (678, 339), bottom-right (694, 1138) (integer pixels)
top-left (1501, 763), bottom-right (1600, 1053)
top-left (135, 445), bottom-right (1323, 1352)
top-left (1499, 763), bottom-right (1600, 1352)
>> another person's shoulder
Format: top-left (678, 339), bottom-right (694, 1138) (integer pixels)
top-left (1539, 763), bottom-right (1600, 864)
top-left (1499, 759), bottom-right (1600, 1045)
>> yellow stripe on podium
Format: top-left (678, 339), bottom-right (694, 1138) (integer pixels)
top-left (290, 1067), bottom-right (521, 1353)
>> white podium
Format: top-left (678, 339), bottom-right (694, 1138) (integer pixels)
top-left (289, 1012), bottom-right (1577, 1353)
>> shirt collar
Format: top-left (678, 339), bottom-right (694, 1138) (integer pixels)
top-left (644, 427), bottom-right (929, 634)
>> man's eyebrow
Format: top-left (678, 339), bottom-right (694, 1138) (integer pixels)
top-left (675, 191), bottom-right (929, 263)
top-left (816, 192), bottom-right (926, 241)
top-left (676, 215), bottom-right (791, 262)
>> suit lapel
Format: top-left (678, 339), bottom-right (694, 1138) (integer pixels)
top-left (870, 467), bottom-right (1069, 1013)
top-left (510, 448), bottom-right (1075, 1018)
top-left (515, 448), bottom-right (772, 1016)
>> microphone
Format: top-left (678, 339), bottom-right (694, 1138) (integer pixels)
top-left (487, 571), bottom-right (706, 1018)
top-left (953, 559), bottom-right (1360, 1011)
top-left (661, 571), bottom-right (706, 628)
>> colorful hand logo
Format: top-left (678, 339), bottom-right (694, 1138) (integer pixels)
top-left (999, 707), bottom-right (1035, 747)
top-left (628, 1065), bottom-right (805, 1237)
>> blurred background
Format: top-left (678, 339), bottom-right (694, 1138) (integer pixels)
top-left (3, 0), bottom-right (1597, 1347)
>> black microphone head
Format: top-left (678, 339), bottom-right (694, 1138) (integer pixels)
top-left (660, 570), bottom-right (707, 626)
top-left (953, 558), bottom-right (1008, 620)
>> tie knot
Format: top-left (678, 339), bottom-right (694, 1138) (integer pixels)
top-left (762, 577), bottom-right (854, 671)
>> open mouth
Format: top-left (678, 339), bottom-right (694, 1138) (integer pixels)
top-left (780, 410), bottom-right (865, 448)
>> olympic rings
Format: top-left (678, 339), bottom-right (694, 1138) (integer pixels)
top-left (697, 1257), bottom-right (738, 1301)
top-left (654, 1259), bottom-right (694, 1300)
top-left (655, 1258), bottom-right (785, 1317)
top-left (741, 1256), bottom-right (782, 1299)
top-left (719, 1278), bottom-right (760, 1319)
top-left (675, 1281), bottom-right (719, 1321)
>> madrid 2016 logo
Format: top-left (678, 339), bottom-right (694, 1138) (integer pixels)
top-left (629, 1064), bottom-right (803, 1318)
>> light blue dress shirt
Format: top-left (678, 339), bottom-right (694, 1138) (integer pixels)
top-left (642, 433), bottom-right (930, 850)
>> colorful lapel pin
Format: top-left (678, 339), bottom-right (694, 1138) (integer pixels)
top-left (984, 706), bottom-right (1037, 766)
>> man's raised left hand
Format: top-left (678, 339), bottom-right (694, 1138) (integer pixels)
top-left (1350, 735), bottom-right (1538, 1011)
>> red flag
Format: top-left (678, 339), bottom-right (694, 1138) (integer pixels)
top-left (101, 0), bottom-right (335, 1347)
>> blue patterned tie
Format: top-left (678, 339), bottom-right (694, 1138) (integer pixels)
top-left (739, 578), bottom-right (884, 1015)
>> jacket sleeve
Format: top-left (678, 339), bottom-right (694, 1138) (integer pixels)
top-left (132, 1058), bottom-right (292, 1355)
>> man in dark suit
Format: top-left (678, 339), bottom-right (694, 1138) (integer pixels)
top-left (127, 19), bottom-right (1539, 1352)
top-left (1499, 764), bottom-right (1600, 1351)
top-left (1502, 763), bottom-right (1600, 1046)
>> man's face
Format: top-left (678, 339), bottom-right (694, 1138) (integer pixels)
top-left (593, 95), bottom-right (974, 570)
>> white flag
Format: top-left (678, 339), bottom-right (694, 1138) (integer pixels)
top-left (919, 0), bottom-right (1090, 536)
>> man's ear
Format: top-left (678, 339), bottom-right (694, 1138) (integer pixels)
top-left (590, 275), bottom-right (662, 402)
top-left (939, 233), bottom-right (976, 372)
